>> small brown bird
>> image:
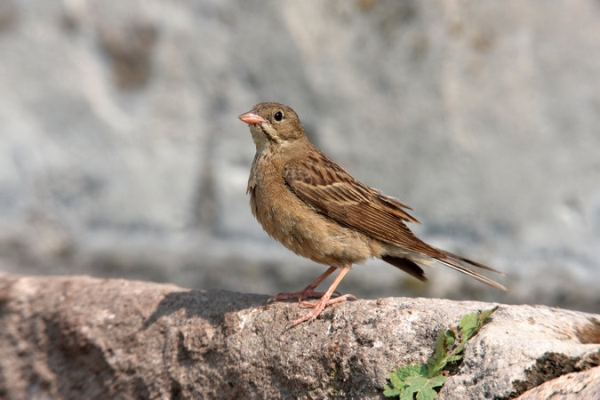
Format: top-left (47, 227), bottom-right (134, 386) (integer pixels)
top-left (239, 102), bottom-right (505, 327)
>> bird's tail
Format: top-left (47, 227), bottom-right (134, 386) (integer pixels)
top-left (382, 248), bottom-right (506, 290)
top-left (381, 255), bottom-right (428, 282)
top-left (433, 249), bottom-right (506, 290)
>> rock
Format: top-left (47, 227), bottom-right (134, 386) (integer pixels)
top-left (516, 367), bottom-right (600, 400)
top-left (1, 273), bottom-right (598, 399)
top-left (0, 0), bottom-right (599, 309)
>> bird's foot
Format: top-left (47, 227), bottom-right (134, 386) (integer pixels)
top-left (299, 293), bottom-right (356, 308)
top-left (267, 289), bottom-right (340, 303)
top-left (286, 293), bottom-right (356, 328)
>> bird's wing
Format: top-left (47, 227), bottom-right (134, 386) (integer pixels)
top-left (284, 150), bottom-right (433, 251)
top-left (284, 150), bottom-right (506, 289)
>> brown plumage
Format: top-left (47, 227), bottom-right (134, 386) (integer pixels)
top-left (239, 102), bottom-right (505, 327)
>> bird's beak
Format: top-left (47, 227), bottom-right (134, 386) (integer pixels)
top-left (238, 111), bottom-right (266, 125)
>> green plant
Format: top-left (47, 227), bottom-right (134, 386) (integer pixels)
top-left (384, 306), bottom-right (499, 400)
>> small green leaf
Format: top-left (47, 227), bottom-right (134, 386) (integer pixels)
top-left (426, 362), bottom-right (444, 379)
top-left (459, 306), bottom-right (498, 342)
top-left (451, 342), bottom-right (466, 357)
top-left (387, 373), bottom-right (404, 393)
top-left (458, 312), bottom-right (478, 337)
top-left (445, 354), bottom-right (463, 363)
top-left (383, 385), bottom-right (402, 397)
top-left (427, 328), bottom-right (454, 377)
top-left (401, 390), bottom-right (416, 400)
top-left (385, 364), bottom-right (427, 397)
top-left (445, 329), bottom-right (456, 347)
top-left (395, 364), bottom-right (426, 380)
top-left (433, 330), bottom-right (449, 359)
top-left (384, 307), bottom-right (499, 399)
top-left (478, 306), bottom-right (499, 327)
top-left (402, 374), bottom-right (446, 400)
top-left (401, 389), bottom-right (418, 400)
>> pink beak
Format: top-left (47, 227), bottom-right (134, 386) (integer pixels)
top-left (238, 111), bottom-right (266, 125)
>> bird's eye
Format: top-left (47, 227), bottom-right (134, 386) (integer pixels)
top-left (273, 111), bottom-right (284, 122)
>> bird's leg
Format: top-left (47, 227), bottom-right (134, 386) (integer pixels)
top-left (268, 266), bottom-right (339, 303)
top-left (287, 264), bottom-right (356, 327)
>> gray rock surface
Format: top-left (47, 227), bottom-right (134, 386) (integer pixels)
top-left (516, 366), bottom-right (600, 400)
top-left (1, 273), bottom-right (599, 399)
top-left (0, 1), bottom-right (599, 310)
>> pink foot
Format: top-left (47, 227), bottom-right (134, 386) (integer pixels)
top-left (267, 289), bottom-right (340, 303)
top-left (288, 293), bottom-right (356, 328)
top-left (268, 266), bottom-right (339, 304)
top-left (299, 293), bottom-right (356, 308)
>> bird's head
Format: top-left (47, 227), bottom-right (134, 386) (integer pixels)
top-left (239, 102), bottom-right (306, 152)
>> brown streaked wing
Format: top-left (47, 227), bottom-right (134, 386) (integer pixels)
top-left (284, 151), bottom-right (434, 253)
top-left (284, 150), bottom-right (506, 289)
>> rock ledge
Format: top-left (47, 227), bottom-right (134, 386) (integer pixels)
top-left (0, 274), bottom-right (598, 399)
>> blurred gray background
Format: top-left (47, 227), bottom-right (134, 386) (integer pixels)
top-left (0, 0), bottom-right (598, 312)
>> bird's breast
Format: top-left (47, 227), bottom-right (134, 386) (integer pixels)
top-left (248, 157), bottom-right (379, 266)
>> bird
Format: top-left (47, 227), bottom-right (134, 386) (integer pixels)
top-left (238, 102), bottom-right (505, 327)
